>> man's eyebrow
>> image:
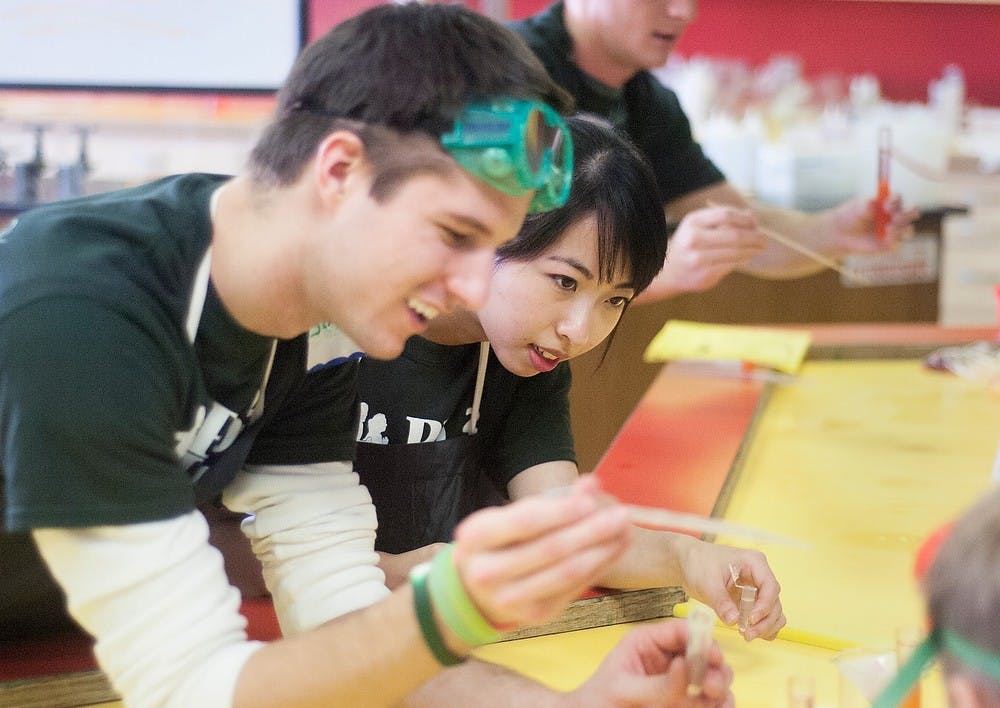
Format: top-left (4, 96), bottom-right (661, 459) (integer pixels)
top-left (446, 213), bottom-right (490, 234)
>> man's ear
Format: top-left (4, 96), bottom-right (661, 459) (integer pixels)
top-left (314, 131), bottom-right (366, 206)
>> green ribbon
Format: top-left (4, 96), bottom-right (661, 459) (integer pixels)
top-left (874, 628), bottom-right (1000, 707)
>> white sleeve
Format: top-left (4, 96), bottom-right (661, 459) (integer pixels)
top-left (32, 512), bottom-right (263, 708)
top-left (221, 460), bottom-right (390, 636)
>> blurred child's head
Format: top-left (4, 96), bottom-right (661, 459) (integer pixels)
top-left (880, 489), bottom-right (1000, 707)
top-left (925, 488), bottom-right (1000, 707)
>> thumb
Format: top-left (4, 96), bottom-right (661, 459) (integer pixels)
top-left (697, 575), bottom-right (740, 625)
top-left (714, 595), bottom-right (740, 627)
top-left (638, 656), bottom-right (690, 704)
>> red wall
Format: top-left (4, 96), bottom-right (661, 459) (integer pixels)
top-left (670, 0), bottom-right (1000, 107)
top-left (311, 0), bottom-right (1000, 107)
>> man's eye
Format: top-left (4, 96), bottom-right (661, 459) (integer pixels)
top-left (442, 228), bottom-right (474, 250)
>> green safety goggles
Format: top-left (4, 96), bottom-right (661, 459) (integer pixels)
top-left (441, 98), bottom-right (573, 214)
top-left (874, 627), bottom-right (1000, 707)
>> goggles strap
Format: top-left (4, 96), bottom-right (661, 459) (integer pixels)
top-left (873, 633), bottom-right (938, 708)
top-left (940, 628), bottom-right (1000, 680)
top-left (874, 628), bottom-right (1000, 707)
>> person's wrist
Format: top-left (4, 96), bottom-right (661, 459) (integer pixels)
top-left (409, 560), bottom-right (468, 665)
top-left (427, 544), bottom-right (508, 646)
top-left (410, 543), bottom-right (513, 666)
top-left (663, 531), bottom-right (698, 585)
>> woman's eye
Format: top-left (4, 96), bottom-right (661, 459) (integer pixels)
top-left (552, 274), bottom-right (577, 291)
top-left (608, 296), bottom-right (630, 308)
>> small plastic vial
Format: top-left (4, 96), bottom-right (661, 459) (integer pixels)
top-left (738, 582), bottom-right (758, 635)
top-left (685, 603), bottom-right (715, 695)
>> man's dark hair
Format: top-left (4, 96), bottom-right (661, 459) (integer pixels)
top-left (250, 4), bottom-right (571, 190)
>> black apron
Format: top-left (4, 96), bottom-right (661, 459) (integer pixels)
top-left (356, 343), bottom-right (506, 554)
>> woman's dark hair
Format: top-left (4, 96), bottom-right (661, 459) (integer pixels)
top-left (250, 4), bottom-right (571, 189)
top-left (497, 114), bottom-right (666, 357)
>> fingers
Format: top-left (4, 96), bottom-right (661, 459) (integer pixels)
top-left (726, 550), bottom-right (785, 641)
top-left (690, 203), bottom-right (755, 227)
top-left (841, 195), bottom-right (918, 251)
top-left (627, 617), bottom-right (691, 658)
top-left (642, 658), bottom-right (732, 708)
top-left (685, 640), bottom-right (733, 706)
top-left (885, 200), bottom-right (919, 242)
top-left (612, 622), bottom-right (733, 707)
top-left (451, 478), bottom-right (632, 626)
top-left (658, 207), bottom-right (768, 294)
top-left (698, 647), bottom-right (734, 706)
top-left (472, 524), bottom-right (631, 625)
top-left (748, 599), bottom-right (786, 640)
top-left (682, 206), bottom-right (767, 252)
top-left (453, 475), bottom-right (603, 550)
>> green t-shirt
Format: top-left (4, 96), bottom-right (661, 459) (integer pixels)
top-left (510, 1), bottom-right (725, 205)
top-left (0, 175), bottom-right (353, 531)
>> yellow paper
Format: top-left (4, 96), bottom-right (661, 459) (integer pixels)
top-left (643, 320), bottom-right (812, 374)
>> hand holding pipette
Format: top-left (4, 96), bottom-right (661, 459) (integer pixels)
top-left (638, 185), bottom-right (919, 301)
top-left (554, 478), bottom-right (790, 642)
top-left (649, 535), bottom-right (787, 641)
top-left (567, 618), bottom-right (735, 706)
top-left (705, 200), bottom-right (871, 284)
top-left (641, 203), bottom-right (766, 299)
top-left (820, 172), bottom-right (919, 255)
top-left (638, 524), bottom-right (789, 644)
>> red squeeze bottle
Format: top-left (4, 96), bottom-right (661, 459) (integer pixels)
top-left (874, 127), bottom-right (892, 242)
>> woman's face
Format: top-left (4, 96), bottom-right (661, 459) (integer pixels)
top-left (477, 216), bottom-right (636, 377)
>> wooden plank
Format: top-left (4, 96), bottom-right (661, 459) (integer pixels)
top-left (0, 670), bottom-right (117, 708)
top-left (497, 586), bottom-right (686, 642)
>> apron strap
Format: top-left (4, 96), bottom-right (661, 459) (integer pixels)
top-left (185, 183), bottom-right (223, 342)
top-left (467, 342), bottom-right (489, 435)
top-left (246, 339), bottom-right (278, 424)
top-left (185, 248), bottom-right (212, 343)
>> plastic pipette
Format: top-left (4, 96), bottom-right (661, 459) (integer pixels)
top-left (625, 503), bottom-right (807, 548)
top-left (546, 484), bottom-right (807, 548)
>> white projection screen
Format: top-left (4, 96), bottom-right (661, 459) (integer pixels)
top-left (0, 1), bottom-right (307, 92)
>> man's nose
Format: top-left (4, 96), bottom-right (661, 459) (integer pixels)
top-left (446, 248), bottom-right (495, 311)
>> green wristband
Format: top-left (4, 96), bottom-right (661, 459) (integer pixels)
top-left (427, 544), bottom-right (503, 647)
top-left (409, 561), bottom-right (465, 666)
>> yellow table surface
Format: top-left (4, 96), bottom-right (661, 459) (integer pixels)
top-left (477, 620), bottom-right (948, 708)
top-left (717, 360), bottom-right (999, 648)
top-left (484, 357), bottom-right (1000, 706)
